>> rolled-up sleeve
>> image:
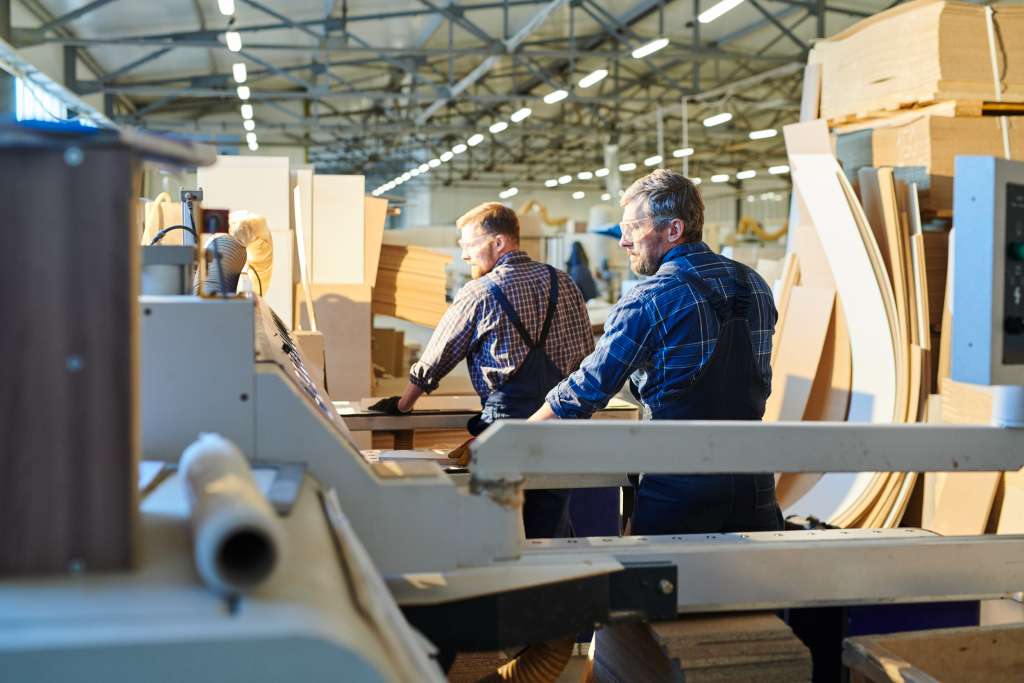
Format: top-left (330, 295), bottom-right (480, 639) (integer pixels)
top-left (545, 292), bottom-right (653, 419)
top-left (409, 287), bottom-right (482, 393)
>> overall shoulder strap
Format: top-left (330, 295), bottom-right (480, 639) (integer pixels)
top-left (483, 277), bottom-right (534, 347)
top-left (536, 266), bottom-right (559, 348)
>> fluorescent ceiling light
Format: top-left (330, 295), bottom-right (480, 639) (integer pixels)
top-left (749, 128), bottom-right (777, 140)
top-left (489, 121), bottom-right (508, 134)
top-left (225, 31), bottom-right (243, 52)
top-left (428, 158), bottom-right (441, 168)
top-left (440, 151), bottom-right (454, 162)
top-left (232, 62), bottom-right (247, 84)
top-left (558, 174), bottom-right (572, 185)
top-left (631, 37), bottom-right (669, 59)
top-left (702, 112), bottom-right (732, 127)
top-left (601, 193), bottom-right (611, 201)
top-left (543, 89), bottom-right (568, 104)
top-left (452, 143), bottom-right (467, 154)
top-left (769, 164), bottom-right (790, 175)
top-left (245, 132), bottom-right (257, 145)
top-left (236, 85), bottom-right (250, 100)
top-left (644, 155), bottom-right (663, 167)
top-left (467, 133), bottom-right (484, 147)
top-left (572, 191), bottom-right (586, 199)
top-left (218, 0), bottom-right (235, 16)
top-left (401, 172), bottom-right (411, 181)
top-left (499, 187), bottom-right (519, 199)
top-left (577, 170), bottom-right (594, 180)
top-left (692, 177), bottom-right (702, 185)
top-left (371, 189), bottom-right (381, 196)
top-left (594, 167), bottom-right (609, 177)
top-left (672, 147), bottom-right (694, 158)
top-left (578, 68), bottom-right (608, 88)
top-left (510, 107), bottom-right (532, 123)
top-left (736, 169), bottom-right (757, 180)
top-left (247, 140), bottom-right (258, 151)
top-left (243, 119), bottom-right (255, 131)
top-left (240, 103), bottom-right (253, 119)
top-left (418, 163), bottom-right (430, 173)
top-left (698, 0), bottom-right (744, 24)
top-left (618, 162), bottom-right (637, 172)
top-left (545, 179), bottom-right (558, 188)
top-left (710, 173), bottom-right (730, 183)
top-left (410, 168), bottom-right (421, 177)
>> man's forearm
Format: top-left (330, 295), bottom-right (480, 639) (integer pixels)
top-left (528, 401), bottom-right (560, 421)
top-left (397, 383), bottom-right (425, 412)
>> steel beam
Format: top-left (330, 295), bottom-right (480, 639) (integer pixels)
top-left (37, 0), bottom-right (117, 33)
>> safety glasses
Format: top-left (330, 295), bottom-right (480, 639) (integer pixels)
top-left (458, 234), bottom-right (494, 250)
top-left (619, 216), bottom-right (660, 242)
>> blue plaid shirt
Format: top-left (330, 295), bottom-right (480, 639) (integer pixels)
top-left (546, 242), bottom-right (777, 419)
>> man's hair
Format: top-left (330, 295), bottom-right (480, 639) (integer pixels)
top-left (456, 202), bottom-right (520, 241)
top-left (621, 168), bottom-right (705, 243)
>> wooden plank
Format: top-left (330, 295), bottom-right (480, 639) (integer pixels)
top-left (770, 252), bottom-right (800, 369)
top-left (928, 471), bottom-right (1002, 536)
top-left (290, 167), bottom-right (314, 281)
top-left (1, 146), bottom-right (138, 575)
top-left (268, 229), bottom-right (294, 327)
top-left (996, 469), bottom-right (1024, 534)
top-left (197, 155), bottom-right (291, 232)
top-left (363, 196), bottom-right (388, 288)
top-left (297, 284), bottom-right (372, 401)
top-left (311, 174), bottom-right (365, 284)
top-left (765, 287), bottom-right (836, 422)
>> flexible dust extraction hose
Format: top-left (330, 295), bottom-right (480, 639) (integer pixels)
top-left (478, 638), bottom-right (575, 683)
top-left (229, 211), bottom-right (274, 295)
top-left (179, 433), bottom-right (285, 597)
top-left (193, 233), bottom-right (247, 295)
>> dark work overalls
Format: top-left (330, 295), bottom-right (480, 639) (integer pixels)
top-left (466, 266), bottom-right (573, 538)
top-left (630, 260), bottom-right (784, 536)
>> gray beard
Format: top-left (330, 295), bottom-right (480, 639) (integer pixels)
top-left (632, 256), bottom-right (659, 276)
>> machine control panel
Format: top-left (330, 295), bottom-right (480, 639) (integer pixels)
top-left (1006, 182), bottom-right (1024, 362)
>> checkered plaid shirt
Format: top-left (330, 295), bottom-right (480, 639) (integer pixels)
top-left (547, 242), bottom-right (777, 418)
top-left (409, 250), bottom-right (595, 401)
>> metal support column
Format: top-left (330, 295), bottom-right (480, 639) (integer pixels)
top-left (0, 0), bottom-right (14, 117)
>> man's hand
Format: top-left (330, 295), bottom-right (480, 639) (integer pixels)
top-left (367, 396), bottom-right (411, 415)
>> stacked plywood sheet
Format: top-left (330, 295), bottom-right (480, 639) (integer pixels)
top-left (871, 115), bottom-right (1024, 212)
top-left (373, 245), bottom-right (452, 327)
top-left (808, 0), bottom-right (1024, 123)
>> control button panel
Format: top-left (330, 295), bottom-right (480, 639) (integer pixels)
top-left (1006, 183), bottom-right (1024, 363)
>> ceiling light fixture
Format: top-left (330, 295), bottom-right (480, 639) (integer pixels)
top-left (572, 191), bottom-right (586, 199)
top-left (510, 107), bottom-right (532, 123)
top-left (710, 173), bottom-right (730, 183)
top-left (543, 89), bottom-right (568, 104)
top-left (702, 112), bottom-right (732, 127)
top-left (749, 128), bottom-right (777, 140)
top-left (601, 193), bottom-right (611, 201)
top-left (736, 169), bottom-right (757, 180)
top-left (440, 151), bottom-right (454, 162)
top-left (232, 62), bottom-right (247, 84)
top-left (618, 162), bottom-right (637, 172)
top-left (692, 177), bottom-right (702, 185)
top-left (452, 143), bottom-right (467, 154)
top-left (578, 68), bottom-right (608, 88)
top-left (545, 179), bottom-right (558, 188)
top-left (240, 103), bottom-right (253, 119)
top-left (418, 163), bottom-right (430, 173)
top-left (499, 187), bottom-right (519, 199)
top-left (428, 158), bottom-right (441, 168)
top-left (644, 155), bottom-right (663, 167)
top-left (672, 147), bottom-right (694, 158)
top-left (698, 0), bottom-right (745, 24)
top-left (577, 170), bottom-right (594, 180)
top-left (467, 133), bottom-right (484, 147)
top-left (595, 167), bottom-right (609, 177)
top-left (225, 31), bottom-right (243, 52)
top-left (410, 168), bottom-right (421, 177)
top-left (245, 132), bottom-right (257, 145)
top-left (632, 37), bottom-right (669, 59)
top-left (769, 164), bottom-right (790, 175)
top-left (236, 85), bottom-right (250, 100)
top-left (217, 0), bottom-right (235, 16)
top-left (489, 121), bottom-right (508, 134)
top-left (247, 139), bottom-right (259, 151)
top-left (558, 174), bottom-right (572, 185)
top-left (243, 119), bottom-right (255, 131)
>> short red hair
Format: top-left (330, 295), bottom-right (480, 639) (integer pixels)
top-left (456, 202), bottom-right (520, 242)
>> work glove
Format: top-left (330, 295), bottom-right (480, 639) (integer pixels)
top-left (367, 396), bottom-right (411, 415)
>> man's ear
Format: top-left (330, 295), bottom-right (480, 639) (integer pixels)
top-left (666, 218), bottom-right (685, 243)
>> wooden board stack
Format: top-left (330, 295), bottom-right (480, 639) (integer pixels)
top-left (373, 244), bottom-right (453, 327)
top-left (808, 0), bottom-right (1024, 124)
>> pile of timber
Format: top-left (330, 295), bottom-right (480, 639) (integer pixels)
top-left (771, 2), bottom-right (1024, 533)
top-left (809, 0), bottom-right (1024, 124)
top-left (590, 613), bottom-right (811, 683)
top-left (372, 244), bottom-right (452, 327)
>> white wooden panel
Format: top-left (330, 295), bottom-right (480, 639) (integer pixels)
top-left (291, 168), bottom-right (314, 281)
top-left (265, 230), bottom-right (294, 326)
top-left (197, 155), bottom-right (291, 232)
top-left (312, 175), bottom-right (364, 284)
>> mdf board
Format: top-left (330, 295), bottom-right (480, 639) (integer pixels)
top-left (996, 469), bottom-right (1024, 534)
top-left (765, 286), bottom-right (836, 422)
top-left (267, 229), bottom-right (294, 327)
top-left (0, 145), bottom-right (138, 575)
top-left (296, 284), bottom-right (372, 402)
top-left (197, 155), bottom-right (291, 231)
top-left (928, 471), bottom-right (1002, 536)
top-left (364, 196), bottom-right (388, 287)
top-left (290, 168), bottom-right (314, 281)
top-left (312, 174), bottom-right (364, 284)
